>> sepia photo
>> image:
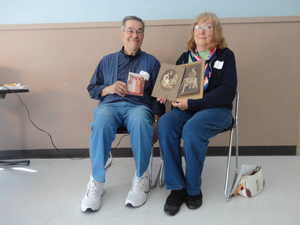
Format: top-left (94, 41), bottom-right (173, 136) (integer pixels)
top-left (161, 69), bottom-right (179, 90)
top-left (178, 66), bottom-right (200, 96)
top-left (177, 60), bottom-right (205, 100)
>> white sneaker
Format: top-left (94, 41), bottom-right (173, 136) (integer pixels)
top-left (125, 171), bottom-right (150, 207)
top-left (81, 175), bottom-right (105, 212)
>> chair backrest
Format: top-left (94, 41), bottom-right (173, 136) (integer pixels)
top-left (220, 91), bottom-right (239, 133)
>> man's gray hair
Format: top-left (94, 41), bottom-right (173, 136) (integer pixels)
top-left (121, 16), bottom-right (145, 33)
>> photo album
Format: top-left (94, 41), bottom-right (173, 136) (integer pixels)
top-left (151, 60), bottom-right (205, 101)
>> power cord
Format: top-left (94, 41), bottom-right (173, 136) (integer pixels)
top-left (0, 84), bottom-right (128, 160)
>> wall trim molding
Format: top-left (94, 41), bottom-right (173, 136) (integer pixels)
top-left (0, 146), bottom-right (296, 160)
top-left (1, 16), bottom-right (299, 31)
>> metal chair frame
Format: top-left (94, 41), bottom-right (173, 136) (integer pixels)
top-left (104, 126), bottom-right (164, 189)
top-left (224, 91), bottom-right (239, 200)
top-left (149, 146), bottom-right (164, 188)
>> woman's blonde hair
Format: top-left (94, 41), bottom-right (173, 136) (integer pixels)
top-left (186, 12), bottom-right (227, 51)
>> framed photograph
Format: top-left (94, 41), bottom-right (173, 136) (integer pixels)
top-left (151, 60), bottom-right (205, 101)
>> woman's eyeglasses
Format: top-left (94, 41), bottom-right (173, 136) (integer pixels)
top-left (194, 25), bottom-right (213, 32)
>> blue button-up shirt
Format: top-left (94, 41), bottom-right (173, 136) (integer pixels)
top-left (87, 48), bottom-right (165, 116)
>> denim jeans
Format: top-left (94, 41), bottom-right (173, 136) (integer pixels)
top-left (157, 107), bottom-right (232, 195)
top-left (89, 101), bottom-right (154, 183)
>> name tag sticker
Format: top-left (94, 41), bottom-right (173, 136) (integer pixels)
top-left (214, 60), bottom-right (224, 69)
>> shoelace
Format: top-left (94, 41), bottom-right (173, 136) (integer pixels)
top-left (131, 175), bottom-right (147, 193)
top-left (87, 179), bottom-right (101, 197)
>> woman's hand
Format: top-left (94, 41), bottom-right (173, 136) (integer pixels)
top-left (157, 97), bottom-right (168, 104)
top-left (172, 99), bottom-right (188, 110)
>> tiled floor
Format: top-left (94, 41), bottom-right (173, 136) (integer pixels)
top-left (1, 156), bottom-right (299, 225)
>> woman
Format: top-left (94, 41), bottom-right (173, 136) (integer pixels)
top-left (157, 12), bottom-right (237, 216)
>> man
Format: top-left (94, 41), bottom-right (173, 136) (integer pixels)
top-left (81, 16), bottom-right (165, 212)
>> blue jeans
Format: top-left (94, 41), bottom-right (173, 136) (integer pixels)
top-left (89, 101), bottom-right (154, 183)
top-left (157, 107), bottom-right (232, 195)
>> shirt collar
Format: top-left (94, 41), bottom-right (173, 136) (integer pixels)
top-left (120, 46), bottom-right (141, 59)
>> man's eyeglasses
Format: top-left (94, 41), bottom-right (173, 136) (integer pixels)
top-left (124, 29), bottom-right (144, 37)
top-left (194, 25), bottom-right (213, 32)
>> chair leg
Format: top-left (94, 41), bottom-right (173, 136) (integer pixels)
top-left (224, 91), bottom-right (239, 201)
top-left (149, 146), bottom-right (165, 188)
top-left (224, 128), bottom-right (239, 201)
top-left (105, 152), bottom-right (113, 170)
top-left (159, 154), bottom-right (165, 187)
top-left (235, 116), bottom-right (239, 176)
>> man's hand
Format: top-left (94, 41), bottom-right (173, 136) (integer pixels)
top-left (172, 99), bottom-right (188, 111)
top-left (102, 81), bottom-right (127, 97)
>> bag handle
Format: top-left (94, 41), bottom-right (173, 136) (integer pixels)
top-left (233, 184), bottom-right (243, 196)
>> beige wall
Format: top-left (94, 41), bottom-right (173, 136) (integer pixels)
top-left (1, 16), bottom-right (300, 154)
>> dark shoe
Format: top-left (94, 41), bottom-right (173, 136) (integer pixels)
top-left (185, 191), bottom-right (203, 210)
top-left (164, 188), bottom-right (187, 216)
